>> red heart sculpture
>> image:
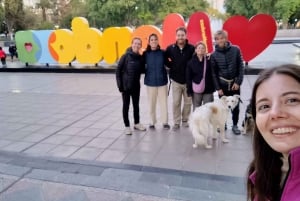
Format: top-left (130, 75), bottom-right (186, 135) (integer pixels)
top-left (162, 13), bottom-right (185, 49)
top-left (187, 12), bottom-right (213, 53)
top-left (223, 14), bottom-right (277, 62)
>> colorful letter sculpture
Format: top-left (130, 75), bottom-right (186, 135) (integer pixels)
top-left (14, 13), bottom-right (277, 66)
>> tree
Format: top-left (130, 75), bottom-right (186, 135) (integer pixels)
top-left (289, 5), bottom-right (300, 26)
top-left (36, 0), bottom-right (55, 22)
top-left (58, 0), bottom-right (88, 28)
top-left (4, 0), bottom-right (25, 31)
top-left (0, 0), bottom-right (4, 25)
top-left (87, 0), bottom-right (109, 27)
top-left (252, 0), bottom-right (277, 15)
top-left (275, 0), bottom-right (300, 26)
top-left (86, 0), bottom-right (209, 28)
top-left (22, 8), bottom-right (42, 29)
top-left (224, 0), bottom-right (300, 28)
top-left (224, 0), bottom-right (256, 18)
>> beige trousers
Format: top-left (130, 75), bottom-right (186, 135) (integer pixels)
top-left (171, 80), bottom-right (192, 125)
top-left (146, 85), bottom-right (168, 125)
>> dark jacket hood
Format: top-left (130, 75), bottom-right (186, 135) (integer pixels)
top-left (215, 41), bottom-right (232, 52)
top-left (126, 47), bottom-right (141, 57)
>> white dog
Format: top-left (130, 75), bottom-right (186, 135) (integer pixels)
top-left (189, 95), bottom-right (240, 149)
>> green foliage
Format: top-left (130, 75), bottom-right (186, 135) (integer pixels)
top-left (275, 0), bottom-right (300, 22)
top-left (4, 0), bottom-right (25, 31)
top-left (59, 0), bottom-right (88, 28)
top-left (289, 5), bottom-right (300, 24)
top-left (252, 0), bottom-right (277, 14)
top-left (0, 5), bottom-right (4, 25)
top-left (224, 0), bottom-right (300, 26)
top-left (22, 8), bottom-right (38, 29)
top-left (36, 21), bottom-right (55, 30)
top-left (1, 0), bottom-right (299, 31)
top-left (224, 0), bottom-right (256, 18)
top-left (87, 0), bottom-right (208, 28)
top-left (36, 0), bottom-right (55, 21)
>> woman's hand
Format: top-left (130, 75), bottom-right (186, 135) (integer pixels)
top-left (218, 89), bottom-right (224, 96)
top-left (231, 83), bottom-right (240, 91)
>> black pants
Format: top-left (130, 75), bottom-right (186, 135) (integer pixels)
top-left (122, 87), bottom-right (140, 127)
top-left (1, 58), bottom-right (6, 66)
top-left (220, 86), bottom-right (240, 126)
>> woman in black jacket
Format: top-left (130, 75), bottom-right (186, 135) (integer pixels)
top-left (186, 41), bottom-right (215, 110)
top-left (116, 37), bottom-right (146, 135)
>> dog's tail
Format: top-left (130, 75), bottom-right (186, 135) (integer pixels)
top-left (193, 131), bottom-right (206, 145)
top-left (189, 113), bottom-right (207, 146)
top-left (190, 124), bottom-right (206, 145)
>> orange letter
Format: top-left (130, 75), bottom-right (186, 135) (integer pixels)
top-left (132, 25), bottom-right (162, 51)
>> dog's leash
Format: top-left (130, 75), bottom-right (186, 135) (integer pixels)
top-left (219, 77), bottom-right (234, 91)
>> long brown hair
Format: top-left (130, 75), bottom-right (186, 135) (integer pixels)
top-left (247, 64), bottom-right (300, 201)
top-left (145, 33), bottom-right (160, 52)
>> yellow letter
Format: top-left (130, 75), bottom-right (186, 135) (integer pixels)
top-left (49, 29), bottom-right (75, 63)
top-left (72, 17), bottom-right (103, 64)
top-left (101, 27), bottom-right (132, 64)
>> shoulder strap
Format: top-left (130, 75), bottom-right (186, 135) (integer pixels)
top-left (203, 57), bottom-right (207, 79)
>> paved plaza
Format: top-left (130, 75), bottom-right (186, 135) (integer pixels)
top-left (0, 43), bottom-right (298, 200)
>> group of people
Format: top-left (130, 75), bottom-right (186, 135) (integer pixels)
top-left (116, 27), bottom-right (300, 201)
top-left (0, 44), bottom-right (18, 67)
top-left (116, 28), bottom-right (244, 135)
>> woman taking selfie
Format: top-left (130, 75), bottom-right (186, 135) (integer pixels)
top-left (247, 64), bottom-right (300, 201)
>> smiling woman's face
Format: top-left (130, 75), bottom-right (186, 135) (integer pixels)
top-left (195, 44), bottom-right (206, 56)
top-left (131, 39), bottom-right (142, 53)
top-left (255, 74), bottom-right (300, 155)
top-left (149, 35), bottom-right (158, 49)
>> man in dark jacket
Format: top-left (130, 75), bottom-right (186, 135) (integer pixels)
top-left (166, 27), bottom-right (195, 130)
top-left (116, 37), bottom-right (146, 135)
top-left (211, 30), bottom-right (244, 135)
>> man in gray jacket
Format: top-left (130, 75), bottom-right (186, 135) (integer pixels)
top-left (211, 30), bottom-right (244, 135)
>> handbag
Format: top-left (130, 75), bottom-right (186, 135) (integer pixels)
top-left (192, 57), bottom-right (206, 93)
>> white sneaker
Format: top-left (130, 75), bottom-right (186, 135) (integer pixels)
top-left (124, 127), bottom-right (132, 135)
top-left (134, 123), bottom-right (146, 131)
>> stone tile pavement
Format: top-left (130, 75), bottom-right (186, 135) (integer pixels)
top-left (0, 151), bottom-right (246, 201)
top-left (0, 72), bottom-right (255, 201)
top-left (0, 73), bottom-right (256, 201)
top-left (0, 72), bottom-right (256, 178)
top-left (0, 43), bottom-right (298, 200)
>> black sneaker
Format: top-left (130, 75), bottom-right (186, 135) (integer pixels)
top-left (149, 125), bottom-right (155, 130)
top-left (163, 124), bottom-right (170, 130)
top-left (232, 125), bottom-right (241, 135)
